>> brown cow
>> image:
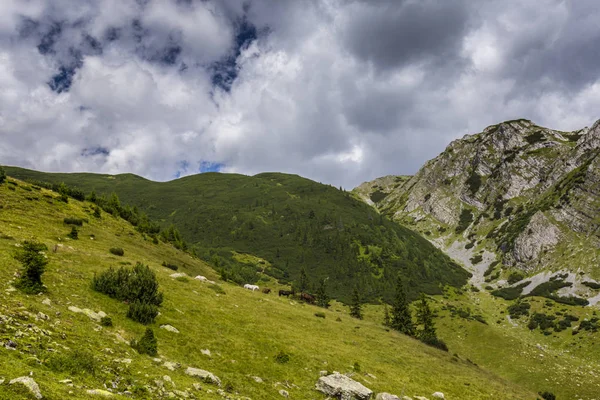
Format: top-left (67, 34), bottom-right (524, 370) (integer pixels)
top-left (300, 292), bottom-right (316, 304)
top-left (278, 289), bottom-right (294, 297)
top-left (262, 288), bottom-right (271, 294)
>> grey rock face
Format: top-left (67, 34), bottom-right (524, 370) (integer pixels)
top-left (512, 212), bottom-right (561, 265)
top-left (315, 372), bottom-right (373, 400)
top-left (375, 393), bottom-right (401, 400)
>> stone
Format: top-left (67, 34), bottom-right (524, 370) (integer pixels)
top-left (9, 376), bottom-right (43, 399)
top-left (315, 372), bottom-right (373, 400)
top-left (42, 298), bottom-right (51, 306)
top-left (163, 375), bottom-right (175, 387)
top-left (163, 361), bottom-right (181, 371)
top-left (201, 348), bottom-right (211, 357)
top-left (252, 376), bottom-right (263, 383)
top-left (414, 397), bottom-right (429, 400)
top-left (59, 379), bottom-right (72, 384)
top-left (160, 324), bottom-right (180, 334)
top-left (87, 389), bottom-right (114, 396)
top-left (5, 339), bottom-right (17, 350)
top-left (185, 367), bottom-right (221, 386)
top-left (320, 370), bottom-right (329, 376)
top-left (376, 394), bottom-right (400, 400)
top-left (279, 389), bottom-right (289, 397)
top-left (37, 312), bottom-right (49, 321)
top-left (194, 275), bottom-right (208, 282)
top-left (170, 273), bottom-right (187, 278)
top-left (192, 383), bottom-right (202, 391)
top-left (68, 306), bottom-right (82, 314)
top-left (432, 393), bottom-right (445, 399)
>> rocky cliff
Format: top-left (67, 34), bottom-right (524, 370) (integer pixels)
top-left (354, 119), bottom-right (600, 300)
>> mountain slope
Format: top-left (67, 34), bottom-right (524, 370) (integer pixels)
top-left (4, 168), bottom-right (470, 302)
top-left (0, 176), bottom-right (535, 399)
top-left (354, 119), bottom-right (600, 301)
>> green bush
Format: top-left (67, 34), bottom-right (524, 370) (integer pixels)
top-left (14, 241), bottom-right (49, 294)
top-left (455, 209), bottom-right (474, 234)
top-left (491, 281), bottom-right (530, 301)
top-left (131, 328), bottom-right (158, 356)
top-left (161, 261), bottom-right (179, 271)
top-left (582, 281), bottom-right (600, 290)
top-left (539, 391), bottom-right (556, 400)
top-left (63, 217), bottom-right (84, 226)
top-left (100, 316), bottom-right (113, 327)
top-left (507, 301), bottom-right (531, 319)
top-left (274, 351), bottom-right (290, 364)
top-left (109, 247), bottom-right (125, 256)
top-left (466, 171), bottom-right (482, 195)
top-left (0, 166), bottom-right (5, 184)
top-left (67, 226), bottom-right (78, 240)
top-left (46, 349), bottom-right (97, 376)
top-left (127, 301), bottom-right (159, 325)
top-left (470, 255), bottom-right (483, 264)
top-left (507, 271), bottom-right (525, 285)
top-left (92, 262), bottom-right (163, 324)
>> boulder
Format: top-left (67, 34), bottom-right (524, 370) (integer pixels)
top-left (9, 376), bottom-right (43, 399)
top-left (315, 372), bottom-right (373, 400)
top-left (279, 389), bottom-right (289, 397)
top-left (432, 393), bottom-right (444, 399)
top-left (201, 349), bottom-right (211, 357)
top-left (87, 389), bottom-right (114, 397)
top-left (376, 394), bottom-right (400, 400)
top-left (170, 273), bottom-right (187, 278)
top-left (163, 361), bottom-right (181, 371)
top-left (160, 324), bottom-right (180, 334)
top-left (185, 367), bottom-right (221, 386)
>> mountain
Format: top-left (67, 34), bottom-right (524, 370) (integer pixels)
top-left (0, 175), bottom-right (538, 399)
top-left (3, 168), bottom-right (470, 303)
top-left (354, 119), bottom-right (600, 303)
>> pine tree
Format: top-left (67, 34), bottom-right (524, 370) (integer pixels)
top-left (382, 303), bottom-right (391, 327)
top-left (0, 166), bottom-right (6, 184)
top-left (316, 278), bottom-right (330, 308)
top-left (14, 241), bottom-right (49, 294)
top-left (390, 275), bottom-right (414, 336)
top-left (350, 286), bottom-right (363, 319)
top-left (298, 267), bottom-right (309, 293)
top-left (415, 293), bottom-right (436, 342)
top-left (68, 226), bottom-right (79, 240)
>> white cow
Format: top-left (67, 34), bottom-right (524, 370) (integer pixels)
top-left (194, 275), bottom-right (208, 282)
top-left (243, 284), bottom-right (259, 291)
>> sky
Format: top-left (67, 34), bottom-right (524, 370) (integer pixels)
top-left (1, 0), bottom-right (599, 189)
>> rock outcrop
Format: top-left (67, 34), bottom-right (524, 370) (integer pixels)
top-left (185, 367), bottom-right (221, 386)
top-left (315, 372), bottom-right (373, 400)
top-left (9, 376), bottom-right (43, 399)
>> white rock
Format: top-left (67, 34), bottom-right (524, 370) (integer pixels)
top-left (87, 389), bottom-right (114, 397)
top-left (252, 376), bottom-right (263, 383)
top-left (170, 273), bottom-right (187, 278)
top-left (279, 389), bottom-right (289, 397)
top-left (432, 393), bottom-right (445, 399)
top-left (376, 394), bottom-right (400, 400)
top-left (160, 324), bottom-right (180, 334)
top-left (163, 362), bottom-right (181, 371)
top-left (201, 349), bottom-right (211, 357)
top-left (192, 383), bottom-right (202, 391)
top-left (42, 298), bottom-right (51, 306)
top-left (9, 376), bottom-right (43, 399)
top-left (194, 275), bottom-right (208, 282)
top-left (185, 367), bottom-right (221, 386)
top-left (59, 379), bottom-right (72, 384)
top-left (315, 372), bottom-right (373, 400)
top-left (68, 306), bottom-right (82, 313)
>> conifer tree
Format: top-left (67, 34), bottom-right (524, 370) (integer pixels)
top-left (415, 293), bottom-right (436, 342)
top-left (390, 275), bottom-right (414, 336)
top-left (0, 166), bottom-right (6, 184)
top-left (14, 241), bottom-right (49, 294)
top-left (350, 286), bottom-right (363, 320)
top-left (316, 278), bottom-right (330, 308)
top-left (298, 267), bottom-right (309, 293)
top-left (382, 303), bottom-right (391, 327)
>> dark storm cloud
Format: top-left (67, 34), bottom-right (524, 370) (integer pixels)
top-left (342, 0), bottom-right (470, 70)
top-left (1, 0), bottom-right (599, 188)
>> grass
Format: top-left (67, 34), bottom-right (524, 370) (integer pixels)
top-left (0, 178), bottom-right (533, 399)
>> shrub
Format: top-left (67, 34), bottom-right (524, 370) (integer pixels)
top-left (315, 312), bottom-right (326, 318)
top-left (491, 281), bottom-right (530, 301)
top-left (466, 171), bottom-right (482, 195)
top-left (0, 166), bottom-right (5, 184)
top-left (421, 336), bottom-right (449, 351)
top-left (92, 262), bottom-right (163, 324)
top-left (470, 255), bottom-right (483, 264)
top-left (539, 391), bottom-right (556, 400)
top-left (14, 241), bottom-right (49, 294)
top-left (64, 217), bottom-right (84, 226)
top-left (455, 209), bottom-right (474, 233)
top-left (582, 281), bottom-right (600, 290)
top-left (109, 247), bottom-right (124, 256)
top-left (353, 362), bottom-right (361, 372)
top-left (67, 227), bottom-right (78, 240)
top-left (46, 349), bottom-right (97, 376)
top-left (127, 301), bottom-right (159, 325)
top-left (161, 261), bottom-right (179, 271)
top-left (507, 301), bottom-right (531, 319)
top-left (464, 242), bottom-right (475, 250)
top-left (100, 316), bottom-right (113, 327)
top-left (525, 131), bottom-right (546, 144)
top-left (131, 328), bottom-right (158, 356)
top-left (507, 271), bottom-right (525, 285)
top-left (274, 351), bottom-right (290, 364)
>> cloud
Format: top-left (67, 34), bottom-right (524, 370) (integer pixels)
top-left (0, 0), bottom-right (600, 189)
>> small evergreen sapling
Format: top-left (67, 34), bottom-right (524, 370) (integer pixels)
top-left (350, 286), bottom-right (363, 320)
top-left (132, 328), bottom-right (158, 356)
top-left (67, 226), bottom-right (79, 240)
top-left (14, 241), bottom-right (48, 294)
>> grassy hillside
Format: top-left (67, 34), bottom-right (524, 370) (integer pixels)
top-left (0, 177), bottom-right (533, 399)
top-left (4, 167), bottom-right (470, 303)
